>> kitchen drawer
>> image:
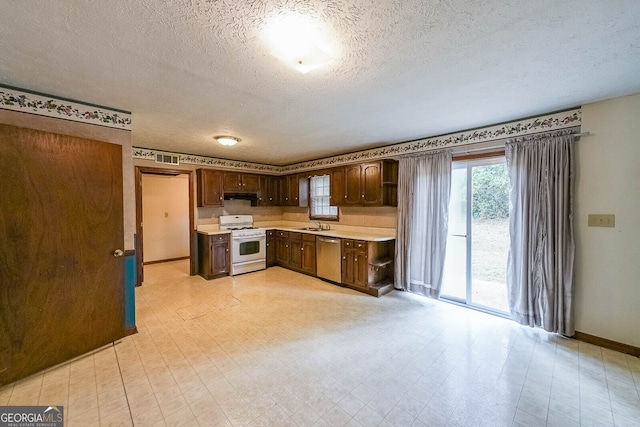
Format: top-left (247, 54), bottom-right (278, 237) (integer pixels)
top-left (266, 229), bottom-right (276, 238)
top-left (302, 233), bottom-right (316, 243)
top-left (342, 239), bottom-right (354, 250)
top-left (276, 230), bottom-right (289, 238)
top-left (354, 240), bottom-right (367, 251)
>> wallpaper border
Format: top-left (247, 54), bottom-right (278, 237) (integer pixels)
top-left (0, 85), bottom-right (132, 130)
top-left (134, 108), bottom-right (580, 174)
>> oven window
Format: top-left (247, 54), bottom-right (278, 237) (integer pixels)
top-left (239, 241), bottom-right (260, 256)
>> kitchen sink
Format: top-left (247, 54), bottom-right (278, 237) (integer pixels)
top-left (296, 227), bottom-right (323, 231)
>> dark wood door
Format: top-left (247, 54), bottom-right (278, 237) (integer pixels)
top-left (197, 169), bottom-right (224, 207)
top-left (0, 124), bottom-right (125, 386)
top-left (266, 176), bottom-right (280, 205)
top-left (287, 175), bottom-right (300, 206)
top-left (223, 172), bottom-right (243, 191)
top-left (289, 233), bottom-right (302, 269)
top-left (258, 175), bottom-right (269, 206)
top-left (242, 174), bottom-right (259, 192)
top-left (278, 176), bottom-right (290, 205)
top-left (344, 165), bottom-right (362, 205)
top-left (266, 231), bottom-right (276, 267)
top-left (361, 162), bottom-right (382, 205)
top-left (341, 240), bottom-right (355, 285)
top-left (276, 236), bottom-right (290, 265)
top-left (301, 236), bottom-right (317, 275)
top-left (354, 241), bottom-right (369, 289)
top-left (329, 167), bottom-right (344, 206)
top-left (210, 235), bottom-right (230, 276)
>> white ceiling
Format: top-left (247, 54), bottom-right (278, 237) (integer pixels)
top-left (1, 1), bottom-right (639, 166)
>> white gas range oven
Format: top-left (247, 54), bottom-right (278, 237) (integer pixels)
top-left (219, 215), bottom-right (267, 276)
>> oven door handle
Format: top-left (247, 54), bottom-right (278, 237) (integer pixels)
top-left (232, 235), bottom-right (266, 242)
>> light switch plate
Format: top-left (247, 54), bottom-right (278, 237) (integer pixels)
top-left (588, 214), bottom-right (615, 227)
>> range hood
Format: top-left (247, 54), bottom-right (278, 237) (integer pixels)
top-left (223, 192), bottom-right (258, 206)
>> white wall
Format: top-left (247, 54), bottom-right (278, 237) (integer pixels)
top-left (142, 174), bottom-right (190, 262)
top-left (574, 93), bottom-right (640, 348)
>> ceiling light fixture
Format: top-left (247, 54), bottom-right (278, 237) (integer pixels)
top-left (264, 12), bottom-right (334, 74)
top-left (215, 136), bottom-right (240, 146)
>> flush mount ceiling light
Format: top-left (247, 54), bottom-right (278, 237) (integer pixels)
top-left (264, 12), bottom-right (334, 74)
top-left (215, 136), bottom-right (240, 146)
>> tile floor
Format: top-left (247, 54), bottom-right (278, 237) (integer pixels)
top-left (1, 260), bottom-right (639, 427)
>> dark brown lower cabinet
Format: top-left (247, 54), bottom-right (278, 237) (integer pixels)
top-left (342, 239), bottom-right (368, 290)
top-left (275, 230), bottom-right (291, 265)
top-left (198, 233), bottom-right (230, 279)
top-left (268, 229), bottom-right (394, 297)
top-left (342, 238), bottom-right (395, 296)
top-left (289, 232), bottom-right (302, 268)
top-left (274, 231), bottom-right (316, 276)
top-left (300, 234), bottom-right (317, 275)
top-left (266, 230), bottom-right (276, 267)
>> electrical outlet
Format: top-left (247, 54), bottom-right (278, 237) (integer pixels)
top-left (588, 214), bottom-right (615, 227)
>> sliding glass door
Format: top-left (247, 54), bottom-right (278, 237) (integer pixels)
top-left (441, 156), bottom-right (510, 314)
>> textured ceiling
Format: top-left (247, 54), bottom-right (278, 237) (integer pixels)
top-left (1, 1), bottom-right (639, 165)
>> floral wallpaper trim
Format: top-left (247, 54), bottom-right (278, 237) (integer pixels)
top-left (134, 108), bottom-right (580, 174)
top-left (282, 109), bottom-right (581, 173)
top-left (132, 148), bottom-right (282, 174)
top-left (0, 86), bottom-right (131, 130)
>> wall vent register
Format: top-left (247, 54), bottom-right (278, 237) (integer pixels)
top-left (155, 153), bottom-right (179, 165)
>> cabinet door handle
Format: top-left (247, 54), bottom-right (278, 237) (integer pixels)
top-left (301, 247), bottom-right (304, 251)
top-left (343, 256), bottom-right (346, 260)
top-left (355, 257), bottom-right (358, 261)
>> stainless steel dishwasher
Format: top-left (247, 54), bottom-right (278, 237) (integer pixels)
top-left (316, 237), bottom-right (342, 283)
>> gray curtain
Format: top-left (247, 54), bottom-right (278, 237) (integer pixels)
top-left (505, 132), bottom-right (575, 335)
top-left (395, 150), bottom-right (452, 298)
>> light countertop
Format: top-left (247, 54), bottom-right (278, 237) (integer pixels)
top-left (267, 226), bottom-right (395, 242)
top-left (196, 222), bottom-right (395, 242)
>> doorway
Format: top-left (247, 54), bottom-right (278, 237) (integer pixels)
top-left (441, 155), bottom-right (510, 314)
top-left (135, 167), bottom-right (195, 285)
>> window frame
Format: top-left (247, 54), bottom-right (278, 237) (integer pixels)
top-left (308, 174), bottom-right (339, 221)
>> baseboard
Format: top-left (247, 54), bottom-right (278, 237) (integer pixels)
top-left (143, 256), bottom-right (190, 265)
top-left (573, 331), bottom-right (640, 357)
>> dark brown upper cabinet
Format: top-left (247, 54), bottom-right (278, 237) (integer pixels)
top-left (223, 172), bottom-right (259, 192)
top-left (197, 169), bottom-right (224, 207)
top-left (258, 174), bottom-right (280, 206)
top-left (332, 160), bottom-right (398, 207)
top-left (279, 174), bottom-right (308, 207)
top-left (329, 167), bottom-right (344, 206)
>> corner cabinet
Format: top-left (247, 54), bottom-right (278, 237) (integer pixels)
top-left (341, 238), bottom-right (395, 297)
top-left (197, 233), bottom-right (230, 279)
top-left (196, 169), bottom-right (224, 207)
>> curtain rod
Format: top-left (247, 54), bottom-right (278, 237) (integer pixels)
top-left (452, 130), bottom-right (590, 155)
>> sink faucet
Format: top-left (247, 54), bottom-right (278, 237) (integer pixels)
top-left (317, 221), bottom-right (322, 230)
